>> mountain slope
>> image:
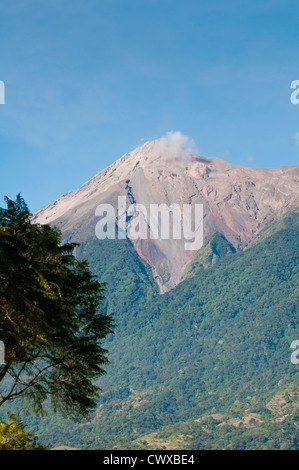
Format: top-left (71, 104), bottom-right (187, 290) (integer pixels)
top-left (32, 140), bottom-right (299, 291)
top-left (184, 231), bottom-right (236, 277)
top-left (9, 142), bottom-right (298, 448)
top-left (6, 210), bottom-right (298, 450)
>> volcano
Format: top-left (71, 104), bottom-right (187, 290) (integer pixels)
top-left (33, 139), bottom-right (299, 292)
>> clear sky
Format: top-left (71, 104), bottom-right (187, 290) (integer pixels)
top-left (0, 0), bottom-right (299, 211)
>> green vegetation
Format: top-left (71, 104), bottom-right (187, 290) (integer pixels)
top-left (133, 395), bottom-right (299, 450)
top-left (0, 195), bottom-right (114, 424)
top-left (185, 231), bottom-right (236, 276)
top-left (1, 207), bottom-right (298, 450)
top-left (0, 413), bottom-right (47, 450)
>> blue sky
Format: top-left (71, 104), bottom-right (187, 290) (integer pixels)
top-left (0, 0), bottom-right (298, 211)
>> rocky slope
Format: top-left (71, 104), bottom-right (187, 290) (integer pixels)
top-left (33, 139), bottom-right (299, 291)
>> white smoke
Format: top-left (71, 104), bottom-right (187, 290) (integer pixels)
top-left (157, 131), bottom-right (197, 160)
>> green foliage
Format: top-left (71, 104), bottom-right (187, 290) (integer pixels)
top-left (0, 195), bottom-right (114, 420)
top-left (185, 231), bottom-right (236, 276)
top-left (2, 208), bottom-right (298, 450)
top-left (0, 413), bottom-right (47, 450)
top-left (75, 237), bottom-right (159, 335)
top-left (135, 402), bottom-right (299, 450)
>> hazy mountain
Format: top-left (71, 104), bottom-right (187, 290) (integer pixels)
top-left (33, 139), bottom-right (299, 292)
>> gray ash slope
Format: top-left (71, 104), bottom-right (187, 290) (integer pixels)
top-left (33, 139), bottom-right (299, 292)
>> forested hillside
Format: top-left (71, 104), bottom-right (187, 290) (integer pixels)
top-left (2, 212), bottom-right (298, 449)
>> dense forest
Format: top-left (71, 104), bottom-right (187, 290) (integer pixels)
top-left (1, 211), bottom-right (298, 449)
